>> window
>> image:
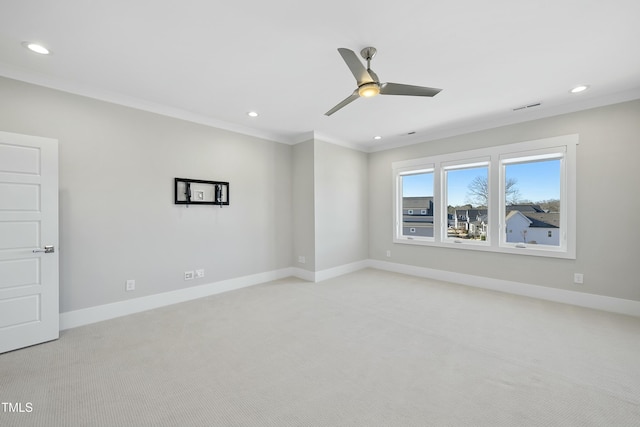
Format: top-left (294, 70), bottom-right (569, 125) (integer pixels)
top-left (501, 153), bottom-right (562, 249)
top-left (396, 169), bottom-right (434, 240)
top-left (444, 161), bottom-right (489, 243)
top-left (392, 135), bottom-right (577, 258)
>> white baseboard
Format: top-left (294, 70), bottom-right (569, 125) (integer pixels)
top-left (292, 267), bottom-right (316, 282)
top-left (369, 259), bottom-right (640, 317)
top-left (60, 260), bottom-right (640, 331)
top-left (292, 260), bottom-right (370, 283)
top-left (59, 267), bottom-right (295, 330)
top-left (314, 260), bottom-right (371, 282)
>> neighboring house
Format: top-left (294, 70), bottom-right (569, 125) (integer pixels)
top-left (505, 204), bottom-right (559, 245)
top-left (470, 214), bottom-right (488, 237)
top-left (450, 204), bottom-right (559, 244)
top-left (405, 201), bottom-right (559, 244)
top-left (454, 209), bottom-right (488, 232)
top-left (402, 197), bottom-right (434, 237)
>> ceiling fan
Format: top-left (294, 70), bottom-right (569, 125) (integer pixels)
top-left (325, 47), bottom-right (442, 116)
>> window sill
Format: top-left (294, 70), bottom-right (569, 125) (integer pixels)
top-left (394, 237), bottom-right (575, 259)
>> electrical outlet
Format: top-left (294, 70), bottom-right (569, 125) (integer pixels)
top-left (184, 271), bottom-right (194, 280)
top-left (574, 273), bottom-right (584, 284)
top-left (195, 269), bottom-right (204, 278)
top-left (298, 256), bottom-right (306, 264)
top-left (125, 279), bottom-right (135, 291)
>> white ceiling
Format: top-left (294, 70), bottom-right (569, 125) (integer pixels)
top-left (1, 0), bottom-right (639, 151)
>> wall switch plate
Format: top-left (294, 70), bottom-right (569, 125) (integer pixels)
top-left (386, 250), bottom-right (391, 258)
top-left (125, 279), bottom-right (135, 291)
top-left (574, 273), bottom-right (584, 284)
top-left (184, 271), bottom-right (194, 280)
top-left (195, 269), bottom-right (204, 278)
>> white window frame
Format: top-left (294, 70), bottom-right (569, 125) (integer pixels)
top-left (392, 134), bottom-right (578, 259)
top-left (394, 166), bottom-right (435, 243)
top-left (442, 158), bottom-right (491, 247)
top-left (498, 147), bottom-right (569, 256)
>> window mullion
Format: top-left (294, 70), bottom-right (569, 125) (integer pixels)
top-left (433, 165), bottom-right (443, 242)
top-left (488, 157), bottom-right (500, 245)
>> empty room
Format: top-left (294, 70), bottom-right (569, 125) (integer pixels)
top-left (1, 1), bottom-right (640, 426)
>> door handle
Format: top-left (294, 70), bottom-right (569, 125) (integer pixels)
top-left (33, 245), bottom-right (55, 254)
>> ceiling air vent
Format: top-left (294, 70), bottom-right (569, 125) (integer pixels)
top-left (513, 102), bottom-right (541, 112)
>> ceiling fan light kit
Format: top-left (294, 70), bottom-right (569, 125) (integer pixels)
top-left (358, 82), bottom-right (380, 97)
top-left (325, 46), bottom-right (442, 116)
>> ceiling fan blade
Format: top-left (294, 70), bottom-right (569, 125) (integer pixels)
top-left (338, 48), bottom-right (375, 85)
top-left (380, 82), bottom-right (442, 97)
top-left (325, 91), bottom-right (360, 116)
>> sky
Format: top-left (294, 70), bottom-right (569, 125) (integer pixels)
top-left (402, 159), bottom-right (560, 206)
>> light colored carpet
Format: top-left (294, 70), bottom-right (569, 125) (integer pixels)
top-left (1, 268), bottom-right (640, 426)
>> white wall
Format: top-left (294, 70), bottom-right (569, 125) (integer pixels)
top-left (369, 99), bottom-right (640, 301)
top-left (0, 77), bottom-right (293, 313)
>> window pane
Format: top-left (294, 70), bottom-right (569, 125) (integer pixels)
top-left (504, 158), bottom-right (561, 246)
top-left (401, 172), bottom-right (434, 238)
top-left (446, 165), bottom-right (488, 240)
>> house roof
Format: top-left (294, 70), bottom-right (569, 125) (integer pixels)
top-left (506, 209), bottom-right (559, 228)
top-left (455, 209), bottom-right (487, 219)
top-left (506, 204), bottom-right (545, 213)
top-left (522, 212), bottom-right (560, 228)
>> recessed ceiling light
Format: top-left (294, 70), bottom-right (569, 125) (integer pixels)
top-left (373, 136), bottom-right (382, 140)
top-left (22, 42), bottom-right (50, 55)
top-left (570, 85), bottom-right (589, 94)
top-left (247, 111), bottom-right (259, 117)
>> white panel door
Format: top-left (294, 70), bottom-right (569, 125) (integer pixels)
top-left (0, 131), bottom-right (59, 353)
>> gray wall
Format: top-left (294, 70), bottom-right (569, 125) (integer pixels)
top-left (291, 138), bottom-right (369, 272)
top-left (369, 100), bottom-right (640, 301)
top-left (314, 139), bottom-right (368, 270)
top-left (0, 77), bottom-right (293, 313)
top-left (2, 75), bottom-right (638, 312)
top-left (292, 140), bottom-right (315, 271)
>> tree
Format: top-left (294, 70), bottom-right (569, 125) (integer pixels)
top-left (467, 176), bottom-right (520, 207)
